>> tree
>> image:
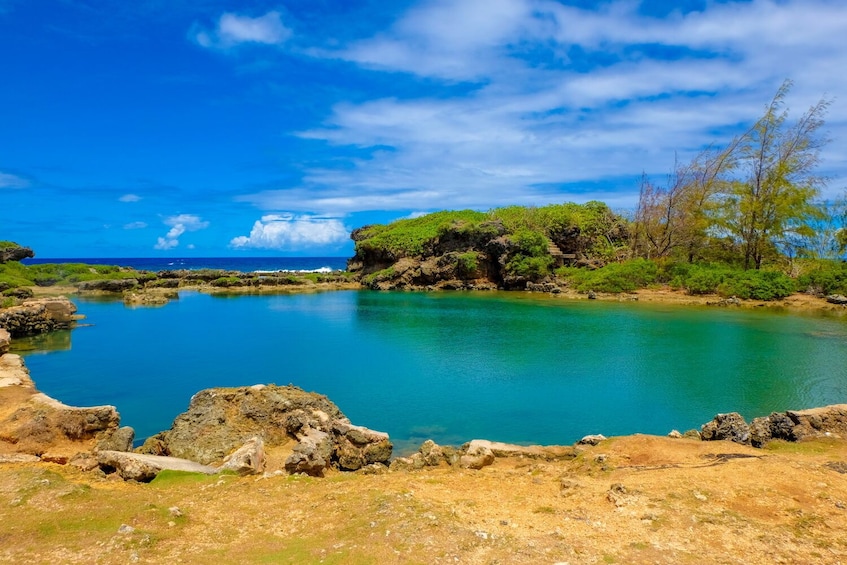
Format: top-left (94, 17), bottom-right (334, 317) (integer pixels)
top-left (716, 80), bottom-right (831, 269)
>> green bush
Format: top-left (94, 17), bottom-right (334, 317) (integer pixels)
top-left (355, 210), bottom-right (487, 257)
top-left (456, 252), bottom-right (479, 277)
top-left (558, 259), bottom-right (658, 293)
top-left (796, 259), bottom-right (847, 296)
top-left (505, 229), bottom-right (553, 279)
top-left (717, 270), bottom-right (796, 300)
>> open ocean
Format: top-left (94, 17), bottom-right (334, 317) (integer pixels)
top-left (22, 257), bottom-right (349, 273)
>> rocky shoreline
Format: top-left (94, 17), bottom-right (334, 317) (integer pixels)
top-left (2, 343), bottom-right (846, 484)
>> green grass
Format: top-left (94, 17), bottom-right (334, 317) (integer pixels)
top-left (355, 210), bottom-right (487, 257)
top-left (0, 261), bottom-right (143, 289)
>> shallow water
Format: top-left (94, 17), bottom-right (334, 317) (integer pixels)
top-left (15, 291), bottom-right (847, 453)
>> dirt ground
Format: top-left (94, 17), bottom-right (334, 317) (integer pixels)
top-left (2, 434), bottom-right (847, 564)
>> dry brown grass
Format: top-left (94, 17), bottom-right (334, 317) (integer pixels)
top-left (3, 434), bottom-right (847, 564)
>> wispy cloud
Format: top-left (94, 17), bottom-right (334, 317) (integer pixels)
top-left (192, 11), bottom-right (291, 50)
top-left (154, 214), bottom-right (209, 250)
top-left (236, 0), bottom-right (847, 214)
top-left (230, 214), bottom-right (349, 250)
top-left (119, 193), bottom-right (141, 202)
top-left (123, 221), bottom-right (147, 230)
top-left (0, 171), bottom-right (29, 189)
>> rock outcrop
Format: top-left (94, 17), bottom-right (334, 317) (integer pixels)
top-left (0, 328), bottom-right (9, 356)
top-left (0, 244), bottom-right (34, 264)
top-left (0, 297), bottom-right (79, 337)
top-left (139, 384), bottom-right (393, 476)
top-left (701, 406), bottom-right (847, 447)
top-left (0, 353), bottom-right (132, 460)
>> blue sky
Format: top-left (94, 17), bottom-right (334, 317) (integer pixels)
top-left (1, 0), bottom-right (845, 258)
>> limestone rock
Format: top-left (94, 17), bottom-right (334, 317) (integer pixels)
top-left (284, 427), bottom-right (333, 476)
top-left (459, 440), bottom-right (496, 470)
top-left (700, 412), bottom-right (751, 445)
top-left (0, 328), bottom-right (10, 355)
top-left (96, 426), bottom-right (135, 453)
top-left (826, 294), bottom-right (847, 305)
top-left (332, 421), bottom-right (393, 471)
top-left (97, 450), bottom-right (216, 482)
top-left (138, 385), bottom-right (344, 465)
top-left (0, 297), bottom-right (78, 337)
top-left (0, 245), bottom-right (34, 264)
top-left (220, 436), bottom-right (265, 475)
top-left (578, 434), bottom-right (607, 446)
top-left (748, 405), bottom-right (847, 447)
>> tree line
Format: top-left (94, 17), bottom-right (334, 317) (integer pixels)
top-left (632, 80), bottom-right (845, 270)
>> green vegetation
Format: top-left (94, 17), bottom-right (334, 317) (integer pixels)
top-left (0, 240), bottom-right (22, 249)
top-left (0, 261), bottom-right (143, 290)
top-left (558, 259), bottom-right (659, 293)
top-left (354, 210), bottom-right (487, 257)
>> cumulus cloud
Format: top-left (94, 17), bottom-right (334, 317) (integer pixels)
top-left (193, 11), bottom-right (291, 49)
top-left (119, 193), bottom-right (141, 202)
top-left (230, 214), bottom-right (349, 250)
top-left (0, 171), bottom-right (29, 189)
top-left (123, 221), bottom-right (147, 230)
top-left (154, 214), bottom-right (209, 250)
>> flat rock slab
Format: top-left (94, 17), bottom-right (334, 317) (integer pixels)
top-left (97, 450), bottom-right (218, 482)
top-left (466, 439), bottom-right (575, 460)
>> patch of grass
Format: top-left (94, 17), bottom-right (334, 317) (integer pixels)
top-left (532, 505), bottom-right (556, 514)
top-left (149, 470), bottom-right (221, 487)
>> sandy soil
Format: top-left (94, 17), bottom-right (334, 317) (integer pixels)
top-left (2, 435), bottom-right (847, 564)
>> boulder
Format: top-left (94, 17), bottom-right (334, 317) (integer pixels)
top-left (826, 294), bottom-right (847, 305)
top-left (220, 436), bottom-right (265, 475)
top-left (459, 440), bottom-right (496, 470)
top-left (96, 426), bottom-right (135, 453)
top-left (97, 451), bottom-right (217, 482)
top-left (332, 421), bottom-right (393, 471)
top-left (284, 427), bottom-right (333, 476)
top-left (140, 383), bottom-right (392, 475)
top-left (700, 412), bottom-right (751, 445)
top-left (138, 384), bottom-right (344, 465)
top-left (578, 434), bottom-right (607, 446)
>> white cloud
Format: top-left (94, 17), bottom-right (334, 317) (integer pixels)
top-left (154, 214), bottom-right (209, 250)
top-left (0, 172), bottom-right (29, 189)
top-left (119, 193), bottom-right (141, 202)
top-left (193, 11), bottom-right (291, 49)
top-left (263, 0), bottom-right (846, 212)
top-left (123, 221), bottom-right (147, 230)
top-left (230, 214), bottom-right (349, 250)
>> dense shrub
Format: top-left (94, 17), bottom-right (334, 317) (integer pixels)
top-left (355, 210), bottom-right (487, 257)
top-left (796, 259), bottom-right (847, 296)
top-left (558, 259), bottom-right (659, 293)
top-left (716, 270), bottom-right (796, 300)
top-left (505, 229), bottom-right (553, 279)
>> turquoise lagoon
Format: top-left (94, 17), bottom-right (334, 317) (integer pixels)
top-left (15, 291), bottom-right (847, 453)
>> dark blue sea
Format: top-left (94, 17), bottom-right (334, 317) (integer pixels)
top-left (22, 257), bottom-right (349, 272)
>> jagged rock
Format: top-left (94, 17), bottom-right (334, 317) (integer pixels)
top-left (220, 436), bottom-right (265, 475)
top-left (284, 427), bottom-right (333, 476)
top-left (700, 412), bottom-right (751, 445)
top-left (77, 279), bottom-right (138, 292)
top-left (389, 454), bottom-right (426, 472)
top-left (138, 385), bottom-right (344, 465)
top-left (97, 450), bottom-right (216, 482)
top-left (0, 245), bottom-right (34, 264)
top-left (748, 405), bottom-right (847, 447)
top-left (827, 294), bottom-right (847, 305)
top-left (459, 440), bottom-right (496, 470)
top-left (668, 430), bottom-right (682, 438)
top-left (578, 434), bottom-right (607, 446)
top-left (419, 439), bottom-right (446, 466)
top-left (332, 420), bottom-right (393, 471)
top-left (0, 297), bottom-right (78, 338)
top-left (96, 426), bottom-right (135, 452)
top-left (683, 429), bottom-right (702, 440)
top-left (0, 328), bottom-right (10, 356)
